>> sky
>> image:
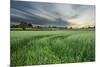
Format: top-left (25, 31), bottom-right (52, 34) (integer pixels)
top-left (11, 0), bottom-right (95, 28)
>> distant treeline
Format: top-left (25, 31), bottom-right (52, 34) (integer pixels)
top-left (11, 22), bottom-right (95, 31)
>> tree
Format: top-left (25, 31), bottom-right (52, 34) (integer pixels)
top-left (52, 26), bottom-right (57, 28)
top-left (20, 22), bottom-right (27, 30)
top-left (88, 26), bottom-right (91, 28)
top-left (28, 23), bottom-right (33, 28)
top-left (37, 25), bottom-right (40, 28)
top-left (70, 27), bottom-right (72, 29)
top-left (93, 26), bottom-right (95, 28)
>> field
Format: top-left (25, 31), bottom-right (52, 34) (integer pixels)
top-left (11, 30), bottom-right (95, 66)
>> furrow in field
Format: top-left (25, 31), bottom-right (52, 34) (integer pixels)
top-left (11, 34), bottom-right (56, 53)
top-left (11, 31), bottom-right (80, 51)
top-left (11, 32), bottom-right (75, 65)
top-left (33, 32), bottom-right (92, 62)
top-left (11, 32), bottom-right (70, 53)
top-left (37, 31), bottom-right (86, 41)
top-left (11, 33), bottom-right (70, 65)
top-left (24, 32), bottom-right (76, 63)
top-left (38, 32), bottom-right (75, 41)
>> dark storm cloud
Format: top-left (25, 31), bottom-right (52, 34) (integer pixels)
top-left (11, 1), bottom-right (95, 26)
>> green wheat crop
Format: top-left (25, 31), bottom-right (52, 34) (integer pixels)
top-left (11, 31), bottom-right (95, 66)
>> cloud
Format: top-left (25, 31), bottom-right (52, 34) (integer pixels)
top-left (11, 1), bottom-right (95, 27)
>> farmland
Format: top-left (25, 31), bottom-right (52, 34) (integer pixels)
top-left (11, 30), bottom-right (95, 66)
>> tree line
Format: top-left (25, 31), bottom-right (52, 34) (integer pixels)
top-left (11, 22), bottom-right (95, 30)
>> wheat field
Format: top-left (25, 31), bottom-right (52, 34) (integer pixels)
top-left (11, 31), bottom-right (95, 66)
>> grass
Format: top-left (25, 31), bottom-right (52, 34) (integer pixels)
top-left (10, 30), bottom-right (95, 66)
